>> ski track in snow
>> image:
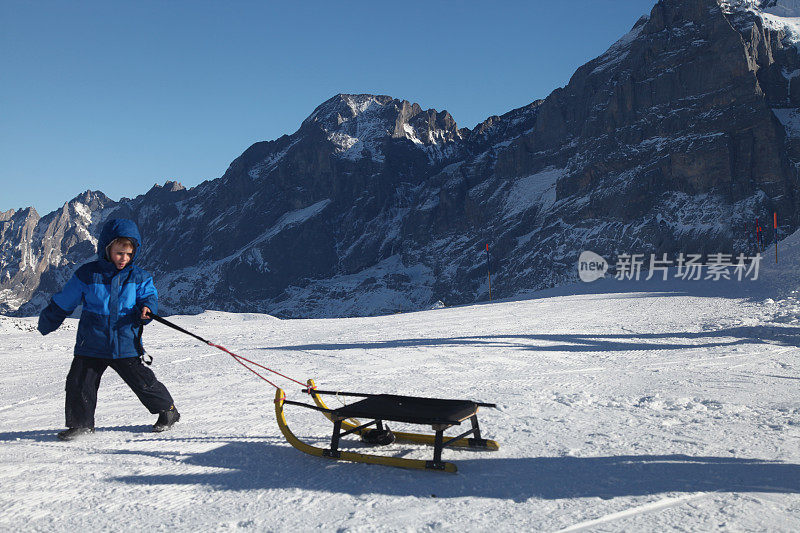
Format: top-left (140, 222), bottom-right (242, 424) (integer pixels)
top-left (2, 276), bottom-right (800, 531)
top-left (0, 396), bottom-right (51, 413)
top-left (554, 492), bottom-right (711, 532)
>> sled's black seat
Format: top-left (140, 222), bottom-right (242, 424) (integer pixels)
top-left (331, 394), bottom-right (478, 426)
top-left (282, 386), bottom-right (498, 471)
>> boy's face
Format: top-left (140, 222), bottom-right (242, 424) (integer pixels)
top-left (109, 242), bottom-right (135, 270)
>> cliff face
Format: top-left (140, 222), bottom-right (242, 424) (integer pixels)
top-left (0, 191), bottom-right (114, 314)
top-left (496, 0), bottom-right (797, 257)
top-left (3, 0), bottom-right (799, 317)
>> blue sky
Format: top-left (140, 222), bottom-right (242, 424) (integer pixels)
top-left (1, 0), bottom-right (656, 215)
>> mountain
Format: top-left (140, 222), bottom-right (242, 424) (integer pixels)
top-left (0, 191), bottom-right (116, 314)
top-left (2, 0), bottom-right (799, 318)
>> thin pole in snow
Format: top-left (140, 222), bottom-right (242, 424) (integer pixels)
top-left (486, 243), bottom-right (492, 302)
top-left (774, 211), bottom-right (778, 263)
top-left (756, 218), bottom-right (761, 253)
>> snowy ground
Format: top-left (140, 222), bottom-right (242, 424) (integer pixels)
top-left (2, 248), bottom-right (800, 531)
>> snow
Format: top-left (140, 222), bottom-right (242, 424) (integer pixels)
top-left (247, 138), bottom-right (301, 180)
top-left (724, 0), bottom-right (800, 43)
top-left (343, 94), bottom-right (381, 117)
top-left (327, 131), bottom-right (359, 152)
top-left (158, 199), bottom-right (332, 305)
top-left (267, 199), bottom-right (331, 236)
top-left (656, 190), bottom-right (766, 236)
top-left (0, 289), bottom-right (25, 310)
top-left (311, 95), bottom-right (391, 162)
top-left (72, 202), bottom-right (91, 222)
top-left (591, 19), bottom-right (646, 75)
top-left (276, 254), bottom-right (434, 318)
top-left (763, 0), bottom-right (800, 17)
top-left (772, 107), bottom-right (800, 137)
top-left (761, 12), bottom-right (800, 43)
top-left (402, 123), bottom-right (423, 145)
top-left (783, 67), bottom-right (800, 81)
top-left (306, 94), bottom-right (459, 164)
top-left (503, 166), bottom-right (565, 218)
top-left (3, 233), bottom-right (800, 530)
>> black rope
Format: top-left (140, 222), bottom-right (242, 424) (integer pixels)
top-left (146, 312), bottom-right (212, 345)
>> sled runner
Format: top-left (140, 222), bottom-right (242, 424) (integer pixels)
top-left (275, 380), bottom-right (499, 473)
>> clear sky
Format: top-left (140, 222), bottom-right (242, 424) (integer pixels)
top-left (1, 0), bottom-right (657, 215)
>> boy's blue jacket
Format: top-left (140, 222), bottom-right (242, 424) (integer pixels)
top-left (37, 219), bottom-right (158, 359)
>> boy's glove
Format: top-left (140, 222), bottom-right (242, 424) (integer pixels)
top-left (37, 300), bottom-right (69, 335)
top-left (135, 305), bottom-right (154, 326)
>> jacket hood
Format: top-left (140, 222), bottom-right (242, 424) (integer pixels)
top-left (97, 219), bottom-right (142, 264)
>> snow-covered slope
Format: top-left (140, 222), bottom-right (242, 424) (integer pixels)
top-left (1, 249), bottom-right (799, 530)
top-left (722, 0), bottom-right (800, 35)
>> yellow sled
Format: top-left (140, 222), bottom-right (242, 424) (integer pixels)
top-left (273, 380), bottom-right (499, 473)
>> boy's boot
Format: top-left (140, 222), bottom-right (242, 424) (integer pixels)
top-left (153, 405), bottom-right (180, 432)
top-left (57, 427), bottom-right (95, 441)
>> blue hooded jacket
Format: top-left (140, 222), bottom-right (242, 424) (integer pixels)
top-left (38, 219), bottom-right (158, 359)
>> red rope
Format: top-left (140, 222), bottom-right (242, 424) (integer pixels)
top-left (228, 353), bottom-right (280, 388)
top-left (207, 342), bottom-right (313, 392)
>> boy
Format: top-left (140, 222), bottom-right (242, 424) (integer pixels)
top-left (38, 218), bottom-right (180, 441)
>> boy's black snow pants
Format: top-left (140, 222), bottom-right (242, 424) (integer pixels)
top-left (65, 355), bottom-right (174, 429)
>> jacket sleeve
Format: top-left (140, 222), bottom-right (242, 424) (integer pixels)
top-left (38, 273), bottom-right (86, 335)
top-left (136, 275), bottom-right (158, 324)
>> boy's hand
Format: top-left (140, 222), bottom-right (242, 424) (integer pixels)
top-left (140, 306), bottom-right (151, 320)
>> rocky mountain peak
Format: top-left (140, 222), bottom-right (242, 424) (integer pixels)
top-left (162, 180), bottom-right (186, 192)
top-left (391, 101), bottom-right (461, 144)
top-left (13, 206), bottom-right (39, 220)
top-left (303, 93), bottom-right (395, 131)
top-left (67, 190), bottom-right (112, 211)
top-left (140, 181), bottom-right (189, 202)
top-left (300, 93), bottom-right (462, 162)
top-left (146, 180), bottom-right (186, 193)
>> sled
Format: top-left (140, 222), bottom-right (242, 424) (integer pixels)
top-left (274, 380), bottom-right (499, 473)
top-left (146, 313), bottom-right (499, 473)
top-left (304, 379), bottom-right (500, 451)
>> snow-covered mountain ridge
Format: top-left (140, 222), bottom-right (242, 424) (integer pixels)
top-left (722, 0), bottom-right (800, 44)
top-left (1, 0), bottom-right (798, 318)
top-left (722, 0), bottom-right (800, 16)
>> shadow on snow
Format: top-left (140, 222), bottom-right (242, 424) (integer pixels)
top-left (108, 438), bottom-right (800, 501)
top-left (259, 325), bottom-right (800, 354)
top-left (0, 425), bottom-right (154, 443)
